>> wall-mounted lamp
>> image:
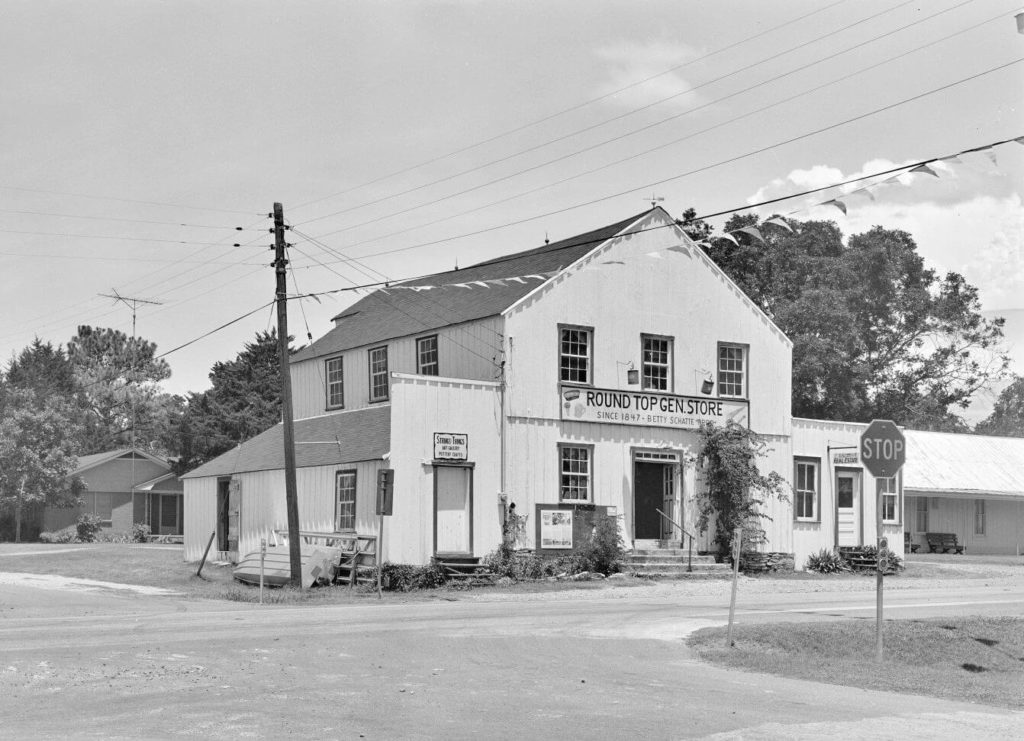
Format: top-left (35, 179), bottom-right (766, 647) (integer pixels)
top-left (697, 370), bottom-right (714, 395)
top-left (627, 362), bottom-right (639, 385)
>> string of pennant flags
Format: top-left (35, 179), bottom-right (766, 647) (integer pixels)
top-left (694, 134), bottom-right (1024, 248)
top-left (376, 272), bottom-right (556, 292)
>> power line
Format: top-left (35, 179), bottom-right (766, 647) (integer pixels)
top-left (289, 0), bottom-right (851, 214)
top-left (0, 227), bottom-right (248, 247)
top-left (307, 0), bottom-right (991, 244)
top-left (296, 0), bottom-right (922, 227)
top-left (156, 300), bottom-right (276, 359)
top-left (0, 207), bottom-right (252, 230)
top-left (0, 184), bottom-right (257, 216)
top-left (305, 59), bottom-right (1024, 264)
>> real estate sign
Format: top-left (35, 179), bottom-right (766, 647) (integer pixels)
top-left (560, 386), bottom-right (749, 430)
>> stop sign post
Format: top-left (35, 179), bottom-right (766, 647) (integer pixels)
top-left (859, 419), bottom-right (907, 662)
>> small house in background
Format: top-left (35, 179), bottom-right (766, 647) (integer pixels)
top-left (44, 448), bottom-right (183, 539)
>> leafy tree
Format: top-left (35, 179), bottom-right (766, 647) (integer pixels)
top-left (695, 422), bottom-right (786, 556)
top-left (675, 206), bottom-right (713, 243)
top-left (67, 326), bottom-right (173, 453)
top-left (0, 390), bottom-right (83, 542)
top-left (167, 330), bottom-right (287, 472)
top-left (975, 376), bottom-right (1024, 437)
top-left (5, 338), bottom-right (79, 403)
top-left (692, 214), bottom-right (1006, 428)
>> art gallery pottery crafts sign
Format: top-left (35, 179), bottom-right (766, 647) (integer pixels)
top-left (560, 386), bottom-right (748, 430)
top-left (433, 432), bottom-right (468, 461)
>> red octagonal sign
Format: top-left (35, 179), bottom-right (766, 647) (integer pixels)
top-left (859, 419), bottom-right (906, 478)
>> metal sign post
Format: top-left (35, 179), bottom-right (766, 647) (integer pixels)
top-left (859, 420), bottom-right (906, 662)
top-left (376, 469), bottom-right (394, 600)
top-left (725, 527), bottom-right (742, 648)
top-left (259, 538), bottom-right (266, 605)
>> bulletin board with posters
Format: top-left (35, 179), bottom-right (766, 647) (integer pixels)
top-left (534, 503), bottom-right (612, 556)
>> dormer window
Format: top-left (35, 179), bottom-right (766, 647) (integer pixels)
top-left (325, 356), bottom-right (344, 409)
top-left (369, 346), bottom-right (389, 402)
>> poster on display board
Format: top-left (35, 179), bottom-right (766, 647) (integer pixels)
top-left (540, 510), bottom-right (573, 549)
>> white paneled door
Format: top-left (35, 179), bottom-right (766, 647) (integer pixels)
top-left (435, 466), bottom-right (472, 555)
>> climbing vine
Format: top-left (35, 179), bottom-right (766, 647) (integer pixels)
top-left (695, 422), bottom-right (787, 556)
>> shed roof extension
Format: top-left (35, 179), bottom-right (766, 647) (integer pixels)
top-left (181, 405), bottom-right (390, 479)
top-left (904, 429), bottom-right (1024, 499)
top-left (290, 209), bottom-right (652, 362)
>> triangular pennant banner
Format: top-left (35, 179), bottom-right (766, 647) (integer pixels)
top-left (645, 251), bottom-right (663, 259)
top-left (763, 216), bottom-right (793, 232)
top-left (453, 283), bottom-right (472, 289)
top-left (734, 226), bottom-right (765, 243)
top-left (600, 260), bottom-right (625, 265)
top-left (823, 199), bottom-right (847, 214)
top-left (667, 245), bottom-right (690, 255)
top-left (472, 281), bottom-right (489, 288)
top-left (717, 232), bottom-right (739, 246)
top-left (910, 163), bottom-right (939, 178)
top-left (490, 279), bottom-right (507, 287)
top-left (1015, 136), bottom-right (1024, 146)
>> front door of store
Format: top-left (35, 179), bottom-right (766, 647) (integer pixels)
top-left (836, 470), bottom-right (861, 546)
top-left (435, 465), bottom-right (472, 555)
top-left (634, 461), bottom-right (673, 540)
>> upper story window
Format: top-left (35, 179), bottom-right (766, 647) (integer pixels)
top-left (717, 343), bottom-right (748, 398)
top-left (794, 458), bottom-right (819, 522)
top-left (642, 335), bottom-right (672, 391)
top-left (368, 346), bottom-right (389, 402)
top-left (878, 476), bottom-right (900, 524)
top-left (417, 335), bottom-right (439, 376)
top-left (559, 444), bottom-right (592, 502)
top-left (335, 470), bottom-right (357, 532)
top-left (559, 325), bottom-right (592, 385)
top-left (325, 356), bottom-right (344, 409)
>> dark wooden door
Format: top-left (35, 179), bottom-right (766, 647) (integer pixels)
top-left (634, 462), bottom-right (664, 539)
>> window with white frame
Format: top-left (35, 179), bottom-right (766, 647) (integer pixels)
top-left (325, 356), bottom-right (344, 409)
top-left (974, 499), bottom-right (986, 536)
top-left (717, 343), bottom-right (747, 398)
top-left (878, 476), bottom-right (899, 523)
top-left (335, 470), bottom-right (357, 532)
top-left (914, 496), bottom-right (928, 533)
top-left (417, 335), bottom-right (439, 376)
top-left (560, 326), bottom-right (592, 385)
top-left (794, 458), bottom-right (819, 521)
top-left (559, 444), bottom-right (591, 502)
top-left (642, 335), bottom-right (672, 391)
top-left (368, 346), bottom-right (389, 402)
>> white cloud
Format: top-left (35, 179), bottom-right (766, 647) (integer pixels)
top-left (593, 40), bottom-right (705, 111)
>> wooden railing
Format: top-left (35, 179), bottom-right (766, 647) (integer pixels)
top-left (271, 530), bottom-right (378, 588)
top-left (655, 508), bottom-right (695, 573)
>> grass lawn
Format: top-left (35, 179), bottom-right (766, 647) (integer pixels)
top-left (688, 617), bottom-right (1024, 709)
top-left (0, 543), bottom-right (653, 604)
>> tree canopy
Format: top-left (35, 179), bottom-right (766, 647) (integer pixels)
top-left (167, 330), bottom-right (287, 473)
top-left (975, 376), bottom-right (1024, 437)
top-left (689, 212), bottom-right (1006, 429)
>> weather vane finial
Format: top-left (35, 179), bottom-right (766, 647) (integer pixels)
top-left (646, 193), bottom-right (665, 209)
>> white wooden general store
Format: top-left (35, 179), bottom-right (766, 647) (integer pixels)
top-left (181, 207), bottom-right (1024, 568)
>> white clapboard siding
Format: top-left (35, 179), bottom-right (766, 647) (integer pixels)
top-left (290, 317), bottom-right (503, 420)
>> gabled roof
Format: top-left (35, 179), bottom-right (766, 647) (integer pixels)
top-left (181, 405), bottom-right (391, 479)
top-left (72, 448), bottom-right (170, 476)
top-left (903, 430), bottom-right (1024, 498)
top-left (290, 210), bottom-right (653, 362)
top-left (135, 472), bottom-right (183, 493)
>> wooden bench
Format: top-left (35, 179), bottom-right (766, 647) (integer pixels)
top-left (925, 532), bottom-right (965, 554)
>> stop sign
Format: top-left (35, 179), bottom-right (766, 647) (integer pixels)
top-left (860, 419), bottom-right (906, 478)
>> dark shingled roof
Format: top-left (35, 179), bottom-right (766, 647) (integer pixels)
top-left (181, 406), bottom-right (390, 478)
top-left (291, 210), bottom-right (652, 361)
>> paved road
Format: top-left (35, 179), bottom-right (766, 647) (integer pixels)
top-left (1, 577), bottom-right (1022, 739)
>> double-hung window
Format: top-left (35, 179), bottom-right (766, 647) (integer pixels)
top-left (335, 471), bottom-right (357, 532)
top-left (717, 343), bottom-right (747, 398)
top-left (417, 335), bottom-right (439, 376)
top-left (559, 326), bottom-right (592, 385)
top-left (559, 444), bottom-right (592, 502)
top-left (325, 356), bottom-right (344, 409)
top-left (878, 476), bottom-right (899, 524)
top-left (642, 335), bottom-right (672, 391)
top-left (974, 499), bottom-right (986, 536)
top-left (793, 458), bottom-right (819, 521)
top-left (368, 346), bottom-right (389, 402)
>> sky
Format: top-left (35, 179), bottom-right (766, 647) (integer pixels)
top-left (1, 0), bottom-right (1022, 406)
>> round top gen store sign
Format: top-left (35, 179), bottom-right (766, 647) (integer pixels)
top-left (560, 386), bottom-right (749, 430)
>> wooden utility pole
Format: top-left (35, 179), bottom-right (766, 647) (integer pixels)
top-left (273, 203), bottom-right (303, 588)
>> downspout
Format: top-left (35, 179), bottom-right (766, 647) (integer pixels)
top-left (499, 339), bottom-right (508, 530)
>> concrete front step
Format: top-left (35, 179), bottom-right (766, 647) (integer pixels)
top-left (626, 555), bottom-right (718, 566)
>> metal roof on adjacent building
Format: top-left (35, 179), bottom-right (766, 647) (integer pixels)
top-left (904, 429), bottom-right (1024, 498)
top-left (290, 210), bottom-right (652, 362)
top-left (180, 405), bottom-right (391, 479)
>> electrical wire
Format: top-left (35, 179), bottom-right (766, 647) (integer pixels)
top-left (289, 0), bottom-right (852, 213)
top-left (0, 208), bottom-right (252, 230)
top-left (0, 184), bottom-right (257, 216)
top-left (295, 0), bottom-right (925, 227)
top-left (305, 58), bottom-right (1024, 263)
